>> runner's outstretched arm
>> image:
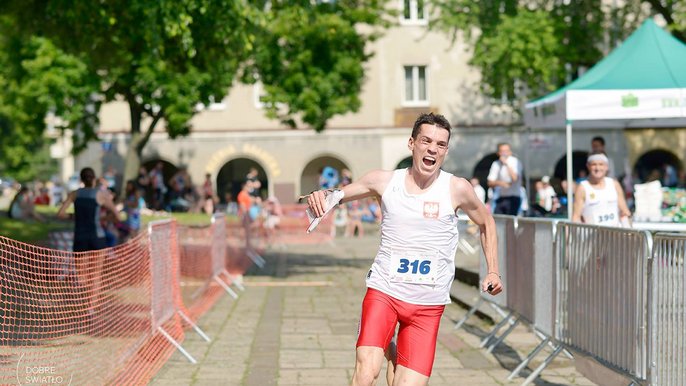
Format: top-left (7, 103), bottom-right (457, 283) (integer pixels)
top-left (306, 170), bottom-right (392, 218)
top-left (451, 176), bottom-right (502, 295)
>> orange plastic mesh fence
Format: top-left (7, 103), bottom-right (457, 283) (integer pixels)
top-left (226, 222), bottom-right (265, 276)
top-left (211, 215), bottom-right (228, 276)
top-left (148, 220), bottom-right (182, 332)
top-left (277, 203), bottom-right (335, 244)
top-left (223, 204), bottom-right (335, 275)
top-left (0, 217), bottom-right (227, 386)
top-left (176, 214), bottom-right (231, 319)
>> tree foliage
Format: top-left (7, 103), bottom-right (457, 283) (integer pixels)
top-left (0, 0), bottom-right (391, 181)
top-left (430, 0), bottom-right (659, 114)
top-left (245, 0), bottom-right (390, 131)
top-left (0, 16), bottom-right (95, 179)
top-left (469, 10), bottom-right (559, 108)
top-left (0, 0), bottom-right (260, 181)
top-left (644, 0), bottom-right (686, 41)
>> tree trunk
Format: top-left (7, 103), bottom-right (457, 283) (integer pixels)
top-left (121, 101), bottom-right (161, 186)
top-left (122, 131), bottom-right (143, 187)
top-left (122, 100), bottom-right (143, 188)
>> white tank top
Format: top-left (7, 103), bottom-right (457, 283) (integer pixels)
top-left (580, 177), bottom-right (620, 226)
top-left (366, 169), bottom-right (459, 305)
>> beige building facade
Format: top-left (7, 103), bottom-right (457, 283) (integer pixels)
top-left (69, 2), bottom-right (683, 203)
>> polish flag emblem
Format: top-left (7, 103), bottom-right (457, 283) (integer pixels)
top-left (423, 202), bottom-right (439, 218)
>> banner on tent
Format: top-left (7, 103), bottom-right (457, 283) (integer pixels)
top-left (567, 88), bottom-right (686, 121)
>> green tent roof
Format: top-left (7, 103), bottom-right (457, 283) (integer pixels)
top-left (531, 19), bottom-right (686, 104)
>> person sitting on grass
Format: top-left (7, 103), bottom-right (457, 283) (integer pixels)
top-left (8, 186), bottom-right (44, 222)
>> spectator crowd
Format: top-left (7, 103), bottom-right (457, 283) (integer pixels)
top-left (5, 134), bottom-right (686, 248)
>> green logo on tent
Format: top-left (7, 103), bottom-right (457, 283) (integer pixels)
top-left (662, 98), bottom-right (680, 108)
top-left (621, 93), bottom-right (638, 108)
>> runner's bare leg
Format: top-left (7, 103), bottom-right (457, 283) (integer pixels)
top-left (392, 365), bottom-right (429, 386)
top-left (351, 346), bottom-right (385, 386)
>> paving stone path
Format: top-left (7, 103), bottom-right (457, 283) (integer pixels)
top-left (151, 235), bottom-right (595, 386)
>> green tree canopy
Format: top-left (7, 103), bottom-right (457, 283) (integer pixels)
top-left (431, 0), bottom-right (655, 115)
top-left (246, 0), bottom-right (390, 131)
top-left (0, 0), bottom-right (391, 182)
top-left (0, 16), bottom-right (94, 179)
top-left (3, 0), bottom-right (260, 181)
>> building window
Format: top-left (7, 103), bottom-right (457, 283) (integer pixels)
top-left (208, 102), bottom-right (227, 111)
top-left (403, 65), bottom-right (428, 106)
top-left (401, 0), bottom-right (426, 24)
top-left (194, 96), bottom-right (227, 112)
top-left (253, 82), bottom-right (267, 109)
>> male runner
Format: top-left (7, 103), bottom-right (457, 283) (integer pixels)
top-left (572, 152), bottom-right (631, 226)
top-left (305, 113), bottom-right (502, 386)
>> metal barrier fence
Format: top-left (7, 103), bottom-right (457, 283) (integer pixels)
top-left (649, 233), bottom-right (686, 386)
top-left (557, 223), bottom-right (651, 382)
top-left (519, 218), bottom-right (558, 338)
top-left (454, 216), bottom-right (514, 330)
top-left (454, 215), bottom-right (513, 336)
top-left (479, 216), bottom-right (516, 352)
top-left (484, 215), bottom-right (514, 308)
top-left (505, 218), bottom-right (565, 383)
top-left (454, 215), bottom-right (686, 386)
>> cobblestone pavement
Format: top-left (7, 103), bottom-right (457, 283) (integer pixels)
top-left (151, 235), bottom-right (595, 386)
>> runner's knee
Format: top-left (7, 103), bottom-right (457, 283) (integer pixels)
top-left (353, 349), bottom-right (383, 386)
top-left (352, 361), bottom-right (381, 386)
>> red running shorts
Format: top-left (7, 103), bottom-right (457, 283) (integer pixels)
top-left (356, 288), bottom-right (445, 376)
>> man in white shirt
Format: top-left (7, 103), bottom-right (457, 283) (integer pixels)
top-left (487, 143), bottom-right (523, 215)
top-left (572, 153), bottom-right (631, 226)
top-left (591, 136), bottom-right (615, 178)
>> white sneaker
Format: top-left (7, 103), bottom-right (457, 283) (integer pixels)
top-left (306, 190), bottom-right (344, 233)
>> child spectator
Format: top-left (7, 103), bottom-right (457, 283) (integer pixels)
top-left (123, 180), bottom-right (142, 238)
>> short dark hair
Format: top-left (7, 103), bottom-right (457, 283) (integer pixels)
top-left (80, 167), bottom-right (96, 185)
top-left (591, 136), bottom-right (605, 146)
top-left (411, 113), bottom-right (452, 140)
top-left (496, 142), bottom-right (510, 151)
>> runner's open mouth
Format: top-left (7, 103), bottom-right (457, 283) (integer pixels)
top-left (423, 156), bottom-right (436, 166)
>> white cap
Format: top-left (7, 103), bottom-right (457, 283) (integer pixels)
top-left (541, 175), bottom-right (550, 184)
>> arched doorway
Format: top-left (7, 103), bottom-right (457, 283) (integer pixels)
top-left (217, 158), bottom-right (268, 202)
top-left (142, 159), bottom-right (178, 185)
top-left (300, 156), bottom-right (349, 195)
top-left (396, 156), bottom-right (413, 169)
top-left (141, 159), bottom-right (178, 210)
top-left (554, 151), bottom-right (589, 180)
top-left (634, 149), bottom-right (682, 186)
top-left (471, 153), bottom-right (498, 193)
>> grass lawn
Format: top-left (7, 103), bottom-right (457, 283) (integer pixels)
top-left (0, 206), bottom-right (70, 243)
top-left (0, 205), bottom-right (238, 244)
